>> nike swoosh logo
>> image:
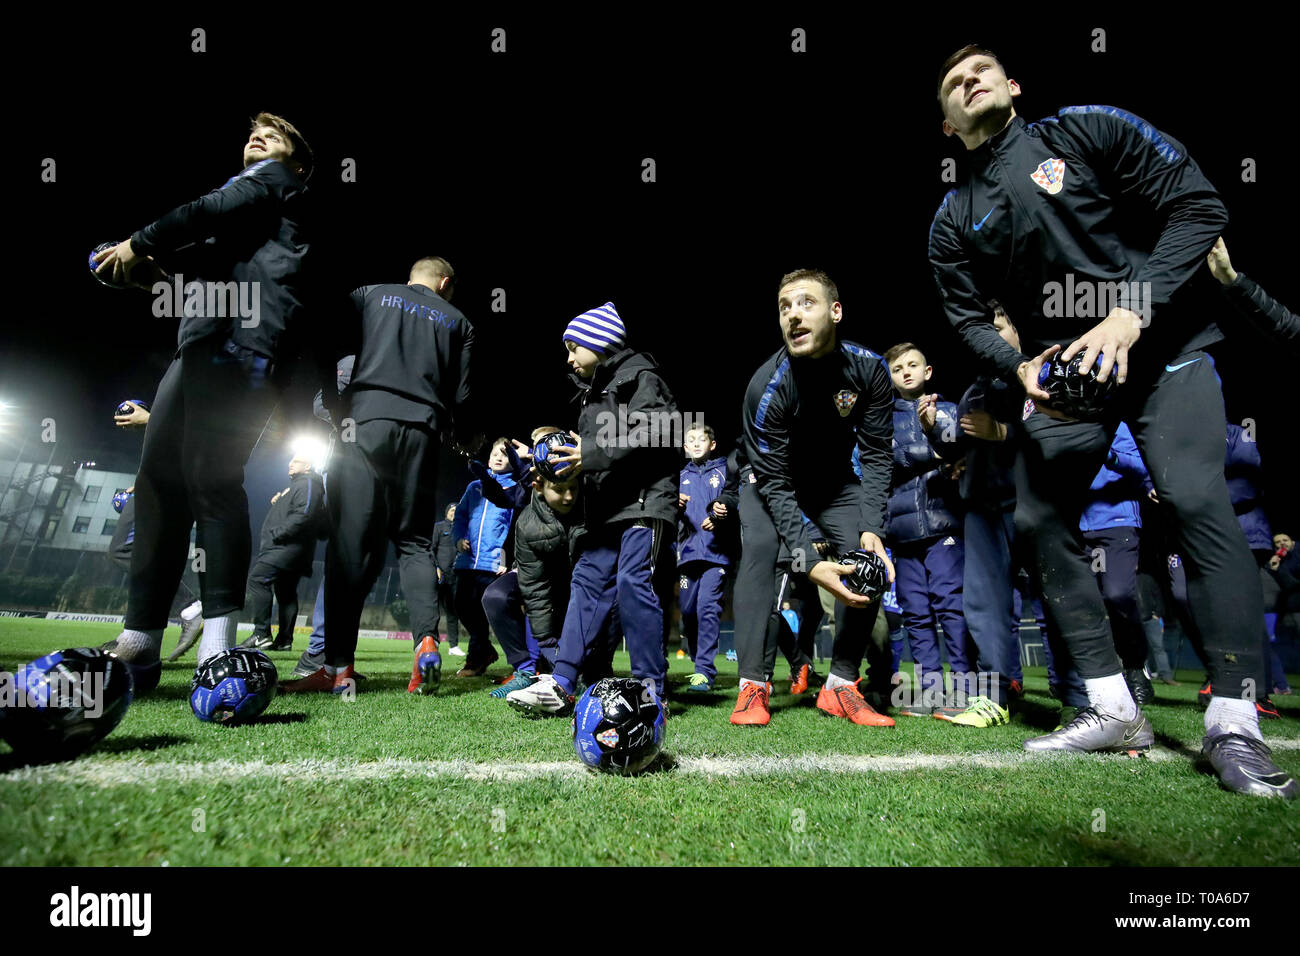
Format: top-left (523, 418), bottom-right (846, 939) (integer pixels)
top-left (972, 209), bottom-right (994, 231)
top-left (1165, 359), bottom-right (1202, 373)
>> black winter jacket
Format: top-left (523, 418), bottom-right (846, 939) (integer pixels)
top-left (514, 492), bottom-right (584, 644)
top-left (571, 349), bottom-right (679, 531)
top-left (256, 471), bottom-right (326, 573)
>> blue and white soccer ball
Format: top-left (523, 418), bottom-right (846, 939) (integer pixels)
top-left (531, 430), bottom-right (577, 483)
top-left (573, 677), bottom-right (666, 775)
top-left (190, 648), bottom-right (278, 725)
top-left (0, 647), bottom-right (134, 758)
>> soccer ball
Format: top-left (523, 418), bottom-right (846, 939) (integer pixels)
top-left (573, 677), bottom-right (666, 775)
top-left (89, 241), bottom-right (130, 289)
top-left (1036, 352), bottom-right (1118, 420)
top-left (190, 648), bottom-right (278, 724)
top-left (111, 490), bottom-right (131, 514)
top-left (0, 647), bottom-right (134, 759)
top-left (839, 550), bottom-right (890, 602)
top-left (531, 430), bottom-right (577, 483)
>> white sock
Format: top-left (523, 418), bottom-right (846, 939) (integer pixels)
top-left (180, 601), bottom-right (202, 622)
top-left (739, 677), bottom-right (766, 692)
top-left (197, 612), bottom-right (239, 665)
top-left (1205, 696), bottom-right (1263, 742)
top-left (111, 628), bottom-right (163, 660)
top-left (1084, 674), bottom-right (1137, 721)
top-left (324, 664), bottom-right (338, 676)
top-left (825, 672), bottom-right (854, 690)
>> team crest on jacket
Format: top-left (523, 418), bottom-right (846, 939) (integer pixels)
top-left (1030, 158), bottom-right (1066, 195)
top-left (834, 390), bottom-right (859, 417)
top-left (709, 473), bottom-right (721, 489)
top-left (1022, 399), bottom-right (1035, 421)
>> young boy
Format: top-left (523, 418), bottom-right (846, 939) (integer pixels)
top-left (922, 304), bottom-right (1025, 727)
top-left (502, 450), bottom-right (623, 699)
top-left (883, 342), bottom-right (973, 715)
top-left (676, 423), bottom-right (734, 692)
top-left (452, 439), bottom-right (518, 676)
top-left (507, 303), bottom-right (679, 715)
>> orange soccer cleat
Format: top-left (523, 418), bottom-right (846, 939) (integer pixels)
top-left (816, 679), bottom-right (895, 727)
top-left (730, 681), bottom-right (772, 726)
top-left (281, 664), bottom-right (359, 695)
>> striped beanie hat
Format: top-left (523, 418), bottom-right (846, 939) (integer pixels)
top-left (563, 302), bottom-right (626, 355)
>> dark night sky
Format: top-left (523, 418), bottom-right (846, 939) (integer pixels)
top-left (4, 13), bottom-right (1296, 545)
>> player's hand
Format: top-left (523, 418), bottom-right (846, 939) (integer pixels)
top-left (457, 538), bottom-right (470, 553)
top-left (961, 409), bottom-right (1005, 442)
top-left (917, 394), bottom-right (939, 430)
top-left (1269, 555), bottom-right (1282, 571)
top-left (858, 531), bottom-right (895, 583)
top-left (1207, 237), bottom-right (1238, 287)
top-left (1061, 307), bottom-right (1142, 385)
top-left (547, 431), bottom-right (583, 477)
top-left (1148, 487), bottom-right (1160, 504)
top-left (437, 568), bottom-right (443, 583)
top-left (1017, 345), bottom-right (1073, 421)
top-left (711, 502), bottom-right (727, 520)
top-left (813, 540), bottom-right (830, 557)
top-left (701, 517), bottom-right (714, 531)
top-left (808, 559), bottom-right (872, 608)
top-left (678, 493), bottom-right (690, 509)
top-left (93, 239), bottom-right (163, 289)
top-left (113, 404), bottom-right (151, 428)
top-left (511, 438), bottom-right (533, 461)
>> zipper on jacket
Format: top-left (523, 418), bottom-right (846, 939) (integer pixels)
top-left (474, 495), bottom-right (489, 570)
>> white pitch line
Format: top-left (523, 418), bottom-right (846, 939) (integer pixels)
top-left (0, 747), bottom-right (1206, 787)
top-left (3, 739), bottom-right (1296, 788)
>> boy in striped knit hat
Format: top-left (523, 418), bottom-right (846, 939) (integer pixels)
top-left (506, 303), bottom-right (680, 715)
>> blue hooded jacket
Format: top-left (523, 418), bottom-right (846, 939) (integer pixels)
top-left (887, 396), bottom-right (962, 544)
top-left (1080, 422), bottom-right (1151, 533)
top-left (678, 455), bottom-right (733, 566)
top-left (453, 469), bottom-right (518, 572)
top-left (1225, 421), bottom-right (1271, 551)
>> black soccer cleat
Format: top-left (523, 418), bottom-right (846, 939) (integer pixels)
top-left (1201, 731), bottom-right (1297, 800)
top-left (1124, 669), bottom-right (1155, 706)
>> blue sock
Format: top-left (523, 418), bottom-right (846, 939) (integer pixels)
top-left (553, 673), bottom-right (575, 695)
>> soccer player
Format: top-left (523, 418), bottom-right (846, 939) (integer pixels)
top-left (282, 256), bottom-right (478, 695)
top-left (108, 400), bottom-right (206, 661)
top-left (433, 504), bottom-right (464, 657)
top-left (241, 454), bottom-right (325, 651)
top-left (735, 269), bottom-right (896, 728)
top-left (930, 46), bottom-right (1295, 797)
top-left (93, 113), bottom-right (313, 691)
top-left (1207, 238), bottom-right (1299, 351)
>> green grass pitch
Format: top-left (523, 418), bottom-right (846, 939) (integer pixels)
top-left (1, 618), bottom-right (1296, 866)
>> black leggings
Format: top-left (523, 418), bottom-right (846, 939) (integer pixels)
top-left (1014, 353), bottom-right (1263, 697)
top-left (125, 336), bottom-right (277, 629)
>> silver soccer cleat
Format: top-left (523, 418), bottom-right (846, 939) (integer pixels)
top-left (1024, 706), bottom-right (1154, 755)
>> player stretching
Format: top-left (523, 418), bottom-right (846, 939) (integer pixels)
top-left (929, 46), bottom-right (1294, 798)
top-left (736, 269), bottom-right (896, 727)
top-left (93, 114), bottom-right (313, 691)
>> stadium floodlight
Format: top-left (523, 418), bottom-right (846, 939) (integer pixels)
top-left (291, 435), bottom-right (329, 473)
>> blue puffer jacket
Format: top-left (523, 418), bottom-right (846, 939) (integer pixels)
top-left (678, 455), bottom-right (734, 566)
top-left (1080, 422), bottom-right (1151, 532)
top-left (1225, 421), bottom-right (1271, 551)
top-left (453, 470), bottom-right (518, 572)
top-left (887, 396), bottom-right (962, 545)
